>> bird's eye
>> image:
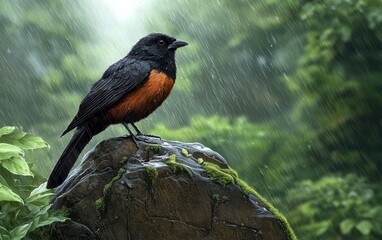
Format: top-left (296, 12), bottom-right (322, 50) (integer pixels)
top-left (158, 39), bottom-right (165, 46)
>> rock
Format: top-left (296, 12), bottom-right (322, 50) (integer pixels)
top-left (51, 136), bottom-right (295, 240)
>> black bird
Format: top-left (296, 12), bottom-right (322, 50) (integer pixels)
top-left (47, 33), bottom-right (188, 188)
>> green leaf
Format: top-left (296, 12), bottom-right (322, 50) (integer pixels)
top-left (301, 220), bottom-right (331, 236)
top-left (0, 183), bottom-right (23, 203)
top-left (26, 183), bottom-right (53, 203)
top-left (28, 182), bottom-right (49, 198)
top-left (30, 215), bottom-right (68, 232)
top-left (0, 233), bottom-right (11, 240)
top-left (0, 143), bottom-right (24, 161)
top-left (35, 204), bottom-right (52, 216)
top-left (362, 206), bottom-right (382, 218)
top-left (298, 202), bottom-right (317, 218)
top-left (1, 156), bottom-right (33, 176)
top-left (0, 126), bottom-right (16, 138)
top-left (29, 204), bottom-right (68, 231)
top-left (340, 219), bottom-right (355, 234)
top-left (25, 183), bottom-right (54, 212)
top-left (0, 128), bottom-right (49, 150)
top-left (25, 203), bottom-right (41, 214)
top-left (26, 194), bottom-right (55, 213)
top-left (314, 220), bottom-right (331, 236)
top-left (0, 225), bottom-right (9, 235)
top-left (0, 174), bottom-right (9, 186)
top-left (9, 222), bottom-right (32, 240)
top-left (356, 220), bottom-right (372, 235)
top-left (27, 195), bottom-right (54, 207)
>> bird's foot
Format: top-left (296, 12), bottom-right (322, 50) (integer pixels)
top-left (122, 123), bottom-right (160, 140)
top-left (136, 133), bottom-right (161, 139)
top-left (132, 133), bottom-right (161, 143)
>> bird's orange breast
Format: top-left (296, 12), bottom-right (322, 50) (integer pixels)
top-left (106, 70), bottom-right (175, 123)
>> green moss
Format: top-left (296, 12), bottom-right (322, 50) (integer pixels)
top-left (235, 178), bottom-right (253, 195)
top-left (120, 156), bottom-right (128, 164)
top-left (165, 153), bottom-right (192, 177)
top-left (197, 158), bottom-right (204, 164)
top-left (201, 161), bottom-right (296, 239)
top-left (167, 153), bottom-right (176, 162)
top-left (212, 194), bottom-right (230, 204)
top-left (95, 198), bottom-right (105, 218)
top-left (221, 166), bottom-right (239, 178)
top-left (112, 168), bottom-right (126, 184)
top-left (167, 161), bottom-right (193, 177)
top-left (95, 168), bottom-right (126, 218)
top-left (145, 144), bottom-right (161, 154)
top-left (202, 162), bottom-right (234, 187)
top-left (145, 166), bottom-right (158, 185)
top-left (235, 178), bottom-right (297, 240)
top-left (181, 148), bottom-right (191, 157)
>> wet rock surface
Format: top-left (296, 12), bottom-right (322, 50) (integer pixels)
top-left (51, 135), bottom-right (294, 240)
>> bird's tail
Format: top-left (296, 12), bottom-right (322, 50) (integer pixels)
top-left (47, 127), bottom-right (93, 189)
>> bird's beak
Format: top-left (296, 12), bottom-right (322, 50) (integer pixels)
top-left (168, 40), bottom-right (189, 50)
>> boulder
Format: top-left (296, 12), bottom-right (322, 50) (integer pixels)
top-left (51, 136), bottom-right (295, 240)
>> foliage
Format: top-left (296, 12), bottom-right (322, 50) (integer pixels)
top-left (150, 0), bottom-right (382, 239)
top-left (0, 126), bottom-right (67, 240)
top-left (289, 0), bottom-right (382, 180)
top-left (0, 0), bottom-right (117, 175)
top-left (287, 174), bottom-right (382, 239)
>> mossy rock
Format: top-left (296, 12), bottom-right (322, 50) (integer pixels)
top-left (51, 136), bottom-right (296, 240)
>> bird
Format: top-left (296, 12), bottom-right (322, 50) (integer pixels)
top-left (47, 33), bottom-right (188, 189)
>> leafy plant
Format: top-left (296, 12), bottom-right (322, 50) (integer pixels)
top-left (0, 126), bottom-right (67, 240)
top-left (287, 174), bottom-right (382, 239)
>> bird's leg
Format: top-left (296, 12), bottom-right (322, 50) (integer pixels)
top-left (122, 122), bottom-right (143, 145)
top-left (131, 123), bottom-right (142, 135)
top-left (132, 123), bottom-right (160, 139)
top-left (122, 122), bottom-right (134, 136)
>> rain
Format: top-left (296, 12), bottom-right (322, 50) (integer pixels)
top-left (0, 0), bottom-right (381, 239)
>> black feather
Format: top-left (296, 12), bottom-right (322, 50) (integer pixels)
top-left (62, 59), bottom-right (151, 136)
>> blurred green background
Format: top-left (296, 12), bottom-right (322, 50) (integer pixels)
top-left (1, 0), bottom-right (381, 239)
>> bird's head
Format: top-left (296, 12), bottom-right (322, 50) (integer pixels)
top-left (128, 33), bottom-right (188, 61)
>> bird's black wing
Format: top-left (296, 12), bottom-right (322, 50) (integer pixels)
top-left (61, 58), bottom-right (151, 136)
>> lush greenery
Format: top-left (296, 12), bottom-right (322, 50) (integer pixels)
top-left (0, 126), bottom-right (67, 240)
top-left (0, 0), bottom-right (381, 239)
top-left (149, 0), bottom-right (382, 239)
